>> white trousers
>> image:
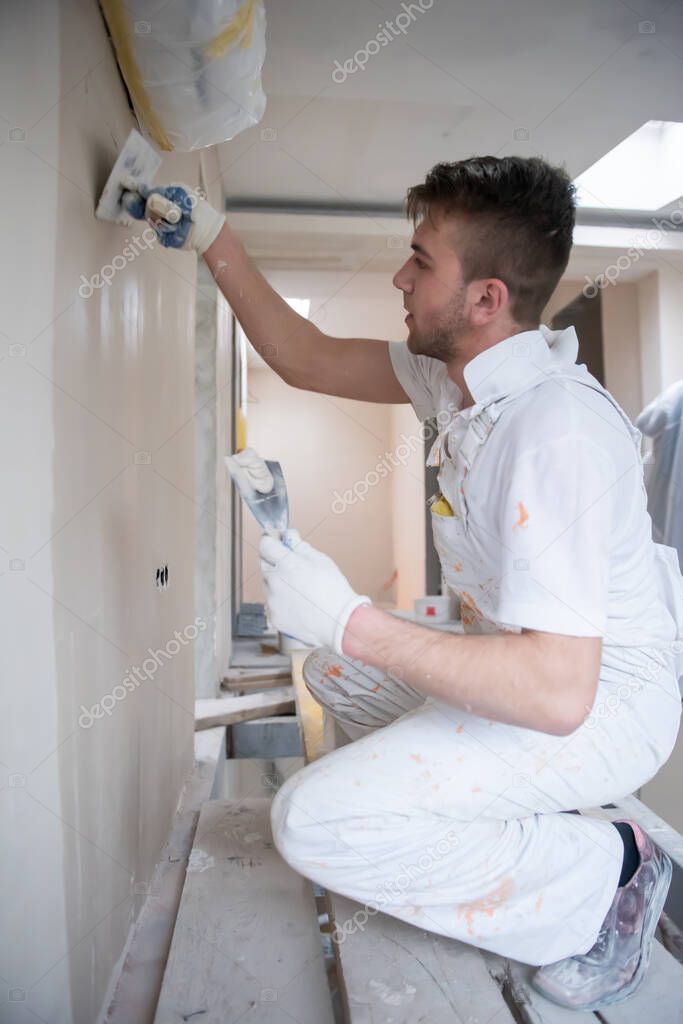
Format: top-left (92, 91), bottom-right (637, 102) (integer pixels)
top-left (271, 643), bottom-right (681, 966)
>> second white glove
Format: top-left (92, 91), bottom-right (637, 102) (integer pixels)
top-left (259, 529), bottom-right (371, 655)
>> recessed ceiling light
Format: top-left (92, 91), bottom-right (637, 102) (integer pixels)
top-left (575, 120), bottom-right (683, 212)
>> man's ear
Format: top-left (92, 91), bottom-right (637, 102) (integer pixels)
top-left (469, 278), bottom-right (509, 326)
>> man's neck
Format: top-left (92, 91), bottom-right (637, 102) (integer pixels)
top-left (446, 320), bottom-right (538, 410)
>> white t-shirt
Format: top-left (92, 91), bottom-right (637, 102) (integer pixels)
top-left (388, 325), bottom-right (678, 650)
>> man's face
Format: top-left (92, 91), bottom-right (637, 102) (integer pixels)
top-left (392, 211), bottom-right (469, 362)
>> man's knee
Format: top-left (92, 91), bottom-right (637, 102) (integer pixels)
top-left (271, 761), bottom-right (332, 873)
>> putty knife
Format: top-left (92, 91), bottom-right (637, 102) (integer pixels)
top-left (225, 455), bottom-right (290, 539)
top-left (96, 129), bottom-right (182, 226)
top-left (226, 455), bottom-right (302, 648)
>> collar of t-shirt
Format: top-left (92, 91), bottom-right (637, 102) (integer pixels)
top-left (390, 323), bottom-right (583, 427)
top-left (427, 324), bottom-right (581, 461)
top-left (460, 323), bottom-right (580, 409)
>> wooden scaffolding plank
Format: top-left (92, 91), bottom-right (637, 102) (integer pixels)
top-left (194, 686), bottom-right (295, 731)
top-left (222, 666), bottom-right (292, 693)
top-left (106, 728), bottom-right (226, 1024)
top-left (153, 798), bottom-right (334, 1024)
top-left (327, 891), bottom-right (517, 1024)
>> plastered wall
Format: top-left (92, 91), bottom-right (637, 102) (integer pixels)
top-left (0, 2), bottom-right (207, 1020)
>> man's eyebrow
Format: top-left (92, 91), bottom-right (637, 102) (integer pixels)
top-left (410, 242), bottom-right (434, 261)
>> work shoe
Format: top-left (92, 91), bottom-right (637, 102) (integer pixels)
top-left (530, 819), bottom-right (672, 1010)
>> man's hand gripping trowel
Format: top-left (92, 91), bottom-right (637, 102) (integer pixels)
top-left (226, 449), bottom-right (298, 646)
top-left (225, 448), bottom-right (290, 541)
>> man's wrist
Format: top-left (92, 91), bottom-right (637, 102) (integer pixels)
top-left (189, 198), bottom-right (225, 255)
top-left (341, 602), bottom-right (387, 659)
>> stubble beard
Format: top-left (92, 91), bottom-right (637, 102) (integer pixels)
top-left (406, 285), bottom-right (468, 363)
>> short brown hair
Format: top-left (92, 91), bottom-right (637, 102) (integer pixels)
top-left (405, 156), bottom-right (576, 325)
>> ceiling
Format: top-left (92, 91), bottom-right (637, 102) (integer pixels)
top-left (216, 0), bottom-right (683, 276)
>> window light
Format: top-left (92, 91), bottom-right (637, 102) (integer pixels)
top-left (574, 120), bottom-right (683, 211)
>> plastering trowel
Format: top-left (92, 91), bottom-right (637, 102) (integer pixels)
top-left (225, 448), bottom-right (290, 540)
top-left (95, 128), bottom-right (182, 226)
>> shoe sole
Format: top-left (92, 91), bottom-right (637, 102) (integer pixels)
top-left (532, 847), bottom-right (672, 1012)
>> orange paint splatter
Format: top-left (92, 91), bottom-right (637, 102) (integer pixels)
top-left (371, 684), bottom-right (380, 692)
top-left (471, 786), bottom-right (481, 793)
top-left (455, 725), bottom-right (464, 734)
top-left (410, 753), bottom-right (425, 763)
top-left (514, 501), bottom-right (529, 529)
top-left (456, 876), bottom-right (515, 936)
top-left (380, 568), bottom-right (398, 592)
top-left (453, 562), bottom-right (463, 572)
top-left (535, 894), bottom-right (544, 912)
top-left (461, 590), bottom-right (483, 619)
top-left (325, 664), bottom-right (343, 678)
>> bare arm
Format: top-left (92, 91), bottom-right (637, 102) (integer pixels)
top-left (203, 224), bottom-right (410, 404)
top-left (342, 605), bottom-right (602, 736)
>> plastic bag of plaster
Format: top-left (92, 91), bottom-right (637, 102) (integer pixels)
top-left (101, 0), bottom-right (267, 152)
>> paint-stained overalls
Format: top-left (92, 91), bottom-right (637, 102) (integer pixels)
top-left (271, 349), bottom-right (683, 966)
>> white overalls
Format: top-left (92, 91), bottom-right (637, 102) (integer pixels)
top-left (271, 335), bottom-right (683, 966)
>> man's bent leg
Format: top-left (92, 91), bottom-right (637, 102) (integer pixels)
top-left (271, 688), bottom-right (670, 966)
top-left (302, 647), bottom-right (426, 739)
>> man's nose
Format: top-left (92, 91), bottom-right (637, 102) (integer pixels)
top-left (392, 261), bottom-right (413, 292)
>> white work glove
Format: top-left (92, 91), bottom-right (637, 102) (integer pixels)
top-left (225, 447), bottom-right (274, 494)
top-left (126, 184), bottom-right (225, 255)
top-left (259, 528), bottom-right (371, 655)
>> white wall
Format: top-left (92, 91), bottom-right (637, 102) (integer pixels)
top-left (601, 282), bottom-right (642, 422)
top-left (0, 3), bottom-right (206, 1020)
top-left (242, 365), bottom-right (397, 606)
top-left (390, 403), bottom-right (427, 609)
top-left (640, 265), bottom-right (683, 401)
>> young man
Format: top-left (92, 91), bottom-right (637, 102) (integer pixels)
top-left (135, 156), bottom-right (682, 1009)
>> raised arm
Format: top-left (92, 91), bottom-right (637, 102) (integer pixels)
top-left (203, 223), bottom-right (410, 403)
